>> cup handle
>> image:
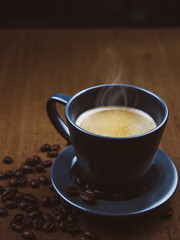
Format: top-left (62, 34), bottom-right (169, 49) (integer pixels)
top-left (46, 93), bottom-right (72, 144)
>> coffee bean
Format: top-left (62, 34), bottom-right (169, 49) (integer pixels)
top-left (10, 220), bottom-right (24, 232)
top-left (33, 155), bottom-right (41, 165)
top-left (2, 190), bottom-right (16, 202)
top-left (0, 172), bottom-right (6, 179)
top-left (35, 164), bottom-right (44, 173)
top-left (59, 220), bottom-right (69, 231)
top-left (0, 207), bottom-right (8, 217)
top-left (66, 186), bottom-right (79, 196)
top-left (23, 193), bottom-right (38, 203)
top-left (49, 183), bottom-right (54, 191)
top-left (42, 160), bottom-right (52, 168)
top-left (67, 214), bottom-right (78, 223)
top-left (42, 196), bottom-right (51, 207)
top-left (40, 143), bottom-right (51, 152)
top-left (38, 175), bottom-right (49, 185)
top-left (0, 184), bottom-right (4, 194)
top-left (79, 235), bottom-right (89, 240)
top-left (50, 195), bottom-right (59, 205)
top-left (22, 231), bottom-right (36, 240)
top-left (52, 206), bottom-right (63, 216)
top-left (29, 210), bottom-right (42, 218)
top-left (50, 144), bottom-right (60, 151)
top-left (14, 213), bottom-right (25, 223)
top-left (22, 165), bottom-right (34, 173)
top-left (48, 150), bottom-right (58, 158)
top-left (26, 205), bottom-right (39, 213)
top-left (43, 213), bottom-right (54, 221)
top-left (5, 170), bottom-right (14, 178)
top-left (4, 186), bottom-right (17, 192)
top-left (33, 217), bottom-right (44, 230)
top-left (31, 179), bottom-right (39, 188)
top-left (85, 188), bottom-right (96, 197)
top-left (23, 216), bottom-right (34, 228)
top-left (66, 223), bottom-right (81, 234)
top-left (19, 201), bottom-right (32, 211)
top-left (3, 156), bottom-right (13, 164)
top-left (18, 176), bottom-right (27, 187)
top-left (84, 230), bottom-right (99, 239)
top-left (42, 219), bottom-right (55, 232)
top-left (56, 213), bottom-right (67, 223)
top-left (160, 207), bottom-right (174, 218)
top-left (80, 192), bottom-right (95, 204)
top-left (26, 158), bottom-right (34, 166)
top-left (15, 192), bottom-right (24, 201)
top-left (9, 176), bottom-right (18, 187)
top-left (5, 199), bottom-right (17, 209)
top-left (15, 169), bottom-right (24, 177)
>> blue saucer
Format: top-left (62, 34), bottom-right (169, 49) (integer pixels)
top-left (51, 146), bottom-right (178, 217)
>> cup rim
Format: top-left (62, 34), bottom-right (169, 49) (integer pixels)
top-left (66, 84), bottom-right (168, 140)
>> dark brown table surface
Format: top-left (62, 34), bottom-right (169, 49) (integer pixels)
top-left (0, 28), bottom-right (180, 240)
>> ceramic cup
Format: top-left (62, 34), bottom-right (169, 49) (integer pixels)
top-left (46, 84), bottom-right (168, 195)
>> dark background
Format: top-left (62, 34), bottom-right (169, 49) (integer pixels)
top-left (0, 0), bottom-right (180, 28)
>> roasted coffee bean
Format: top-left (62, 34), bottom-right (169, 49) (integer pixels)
top-left (19, 201), bottom-right (32, 211)
top-left (0, 207), bottom-right (8, 217)
top-left (85, 189), bottom-right (96, 197)
top-left (48, 150), bottom-right (58, 158)
top-left (35, 164), bottom-right (44, 173)
top-left (31, 179), bottom-right (39, 189)
top-left (22, 165), bottom-right (34, 173)
top-left (42, 160), bottom-right (52, 168)
top-left (75, 176), bottom-right (83, 188)
top-left (14, 213), bottom-right (24, 223)
top-left (42, 219), bottom-right (55, 232)
top-left (4, 186), bottom-right (17, 192)
top-left (18, 176), bottom-right (27, 187)
top-left (23, 193), bottom-right (38, 203)
top-left (50, 195), bottom-right (59, 205)
top-left (9, 176), bottom-right (18, 187)
top-left (84, 230), bottom-right (99, 239)
top-left (23, 216), bottom-right (34, 228)
top-left (42, 196), bottom-right (51, 207)
top-left (0, 184), bottom-right (4, 194)
top-left (10, 220), bottom-right (24, 232)
top-left (80, 192), bottom-right (95, 204)
top-left (49, 183), bottom-right (54, 191)
top-left (29, 210), bottom-right (42, 218)
top-left (22, 231), bottom-right (36, 240)
top-left (5, 170), bottom-right (14, 178)
top-left (50, 144), bottom-right (60, 151)
top-left (66, 223), bottom-right (81, 234)
top-left (66, 186), bottom-right (79, 196)
top-left (40, 144), bottom-right (51, 152)
top-left (79, 235), bottom-right (89, 240)
top-left (3, 156), bottom-right (13, 164)
top-left (59, 220), bottom-right (69, 231)
top-left (26, 205), bottom-right (39, 213)
top-left (43, 213), bottom-right (54, 221)
top-left (112, 192), bottom-right (125, 201)
top-left (15, 169), bottom-right (24, 177)
top-left (33, 155), bottom-right (41, 165)
top-left (67, 214), bottom-right (78, 223)
top-left (52, 206), bottom-right (63, 216)
top-left (33, 217), bottom-right (44, 230)
top-left (160, 207), bottom-right (174, 218)
top-left (38, 175), bottom-right (49, 185)
top-left (2, 190), bottom-right (15, 202)
top-left (5, 200), bottom-right (17, 209)
top-left (0, 172), bottom-right (6, 179)
top-left (15, 192), bottom-right (24, 201)
top-left (56, 213), bottom-right (67, 223)
top-left (26, 158), bottom-right (34, 166)
top-left (94, 189), bottom-right (104, 199)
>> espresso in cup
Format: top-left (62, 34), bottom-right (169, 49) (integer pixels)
top-left (76, 106), bottom-right (156, 137)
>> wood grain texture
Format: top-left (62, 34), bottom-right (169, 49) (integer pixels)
top-left (0, 29), bottom-right (180, 240)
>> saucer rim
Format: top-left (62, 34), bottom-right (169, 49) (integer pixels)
top-left (51, 146), bottom-right (178, 217)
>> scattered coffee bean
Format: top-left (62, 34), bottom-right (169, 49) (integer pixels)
top-left (23, 193), bottom-right (38, 203)
top-left (56, 213), bottom-right (67, 223)
top-left (59, 220), bottom-right (69, 231)
top-left (40, 144), bottom-right (51, 152)
top-left (5, 170), bottom-right (14, 178)
top-left (15, 192), bottom-right (24, 201)
top-left (4, 186), bottom-right (17, 192)
top-left (22, 231), bottom-right (36, 240)
top-left (52, 206), bottom-right (63, 216)
top-left (42, 160), bottom-right (52, 168)
top-left (80, 192), bottom-right (95, 204)
top-left (50, 195), bottom-right (59, 205)
top-left (19, 201), bottom-right (32, 211)
top-left (42, 219), bottom-right (55, 232)
top-left (18, 176), bottom-right (27, 187)
top-left (23, 216), bottom-right (34, 228)
top-left (14, 213), bottom-right (25, 223)
top-left (29, 210), bottom-right (42, 218)
top-left (66, 186), bottom-right (79, 196)
top-left (48, 150), bottom-right (58, 158)
top-left (9, 176), bottom-right (18, 187)
top-left (35, 164), bottom-right (44, 173)
top-left (2, 190), bottom-right (16, 202)
top-left (38, 175), bottom-right (49, 185)
top-left (5, 199), bottom-right (17, 209)
top-left (67, 214), bottom-right (78, 223)
top-left (15, 169), bottom-right (24, 177)
top-left (160, 207), bottom-right (174, 218)
top-left (3, 156), bottom-right (13, 164)
top-left (66, 223), bottom-right (81, 234)
top-left (26, 158), bottom-right (34, 167)
top-left (33, 155), bottom-right (41, 165)
top-left (43, 213), bottom-right (54, 221)
top-left (49, 183), bottom-right (54, 191)
top-left (84, 230), bottom-right (99, 239)
top-left (0, 184), bottom-right (4, 194)
top-left (31, 179), bottom-right (39, 188)
top-left (10, 220), bottom-right (24, 232)
top-left (50, 144), bottom-right (60, 151)
top-left (79, 235), bottom-right (89, 240)
top-left (22, 165), bottom-right (34, 173)
top-left (42, 196), bottom-right (51, 207)
top-left (85, 188), bottom-right (96, 197)
top-left (0, 207), bottom-right (8, 217)
top-left (33, 217), bottom-right (44, 230)
top-left (0, 172), bottom-right (6, 179)
top-left (26, 205), bottom-right (39, 213)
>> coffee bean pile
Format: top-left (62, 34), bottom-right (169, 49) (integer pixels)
top-left (0, 143), bottom-right (99, 240)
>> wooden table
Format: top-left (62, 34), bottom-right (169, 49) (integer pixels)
top-left (0, 29), bottom-right (180, 240)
